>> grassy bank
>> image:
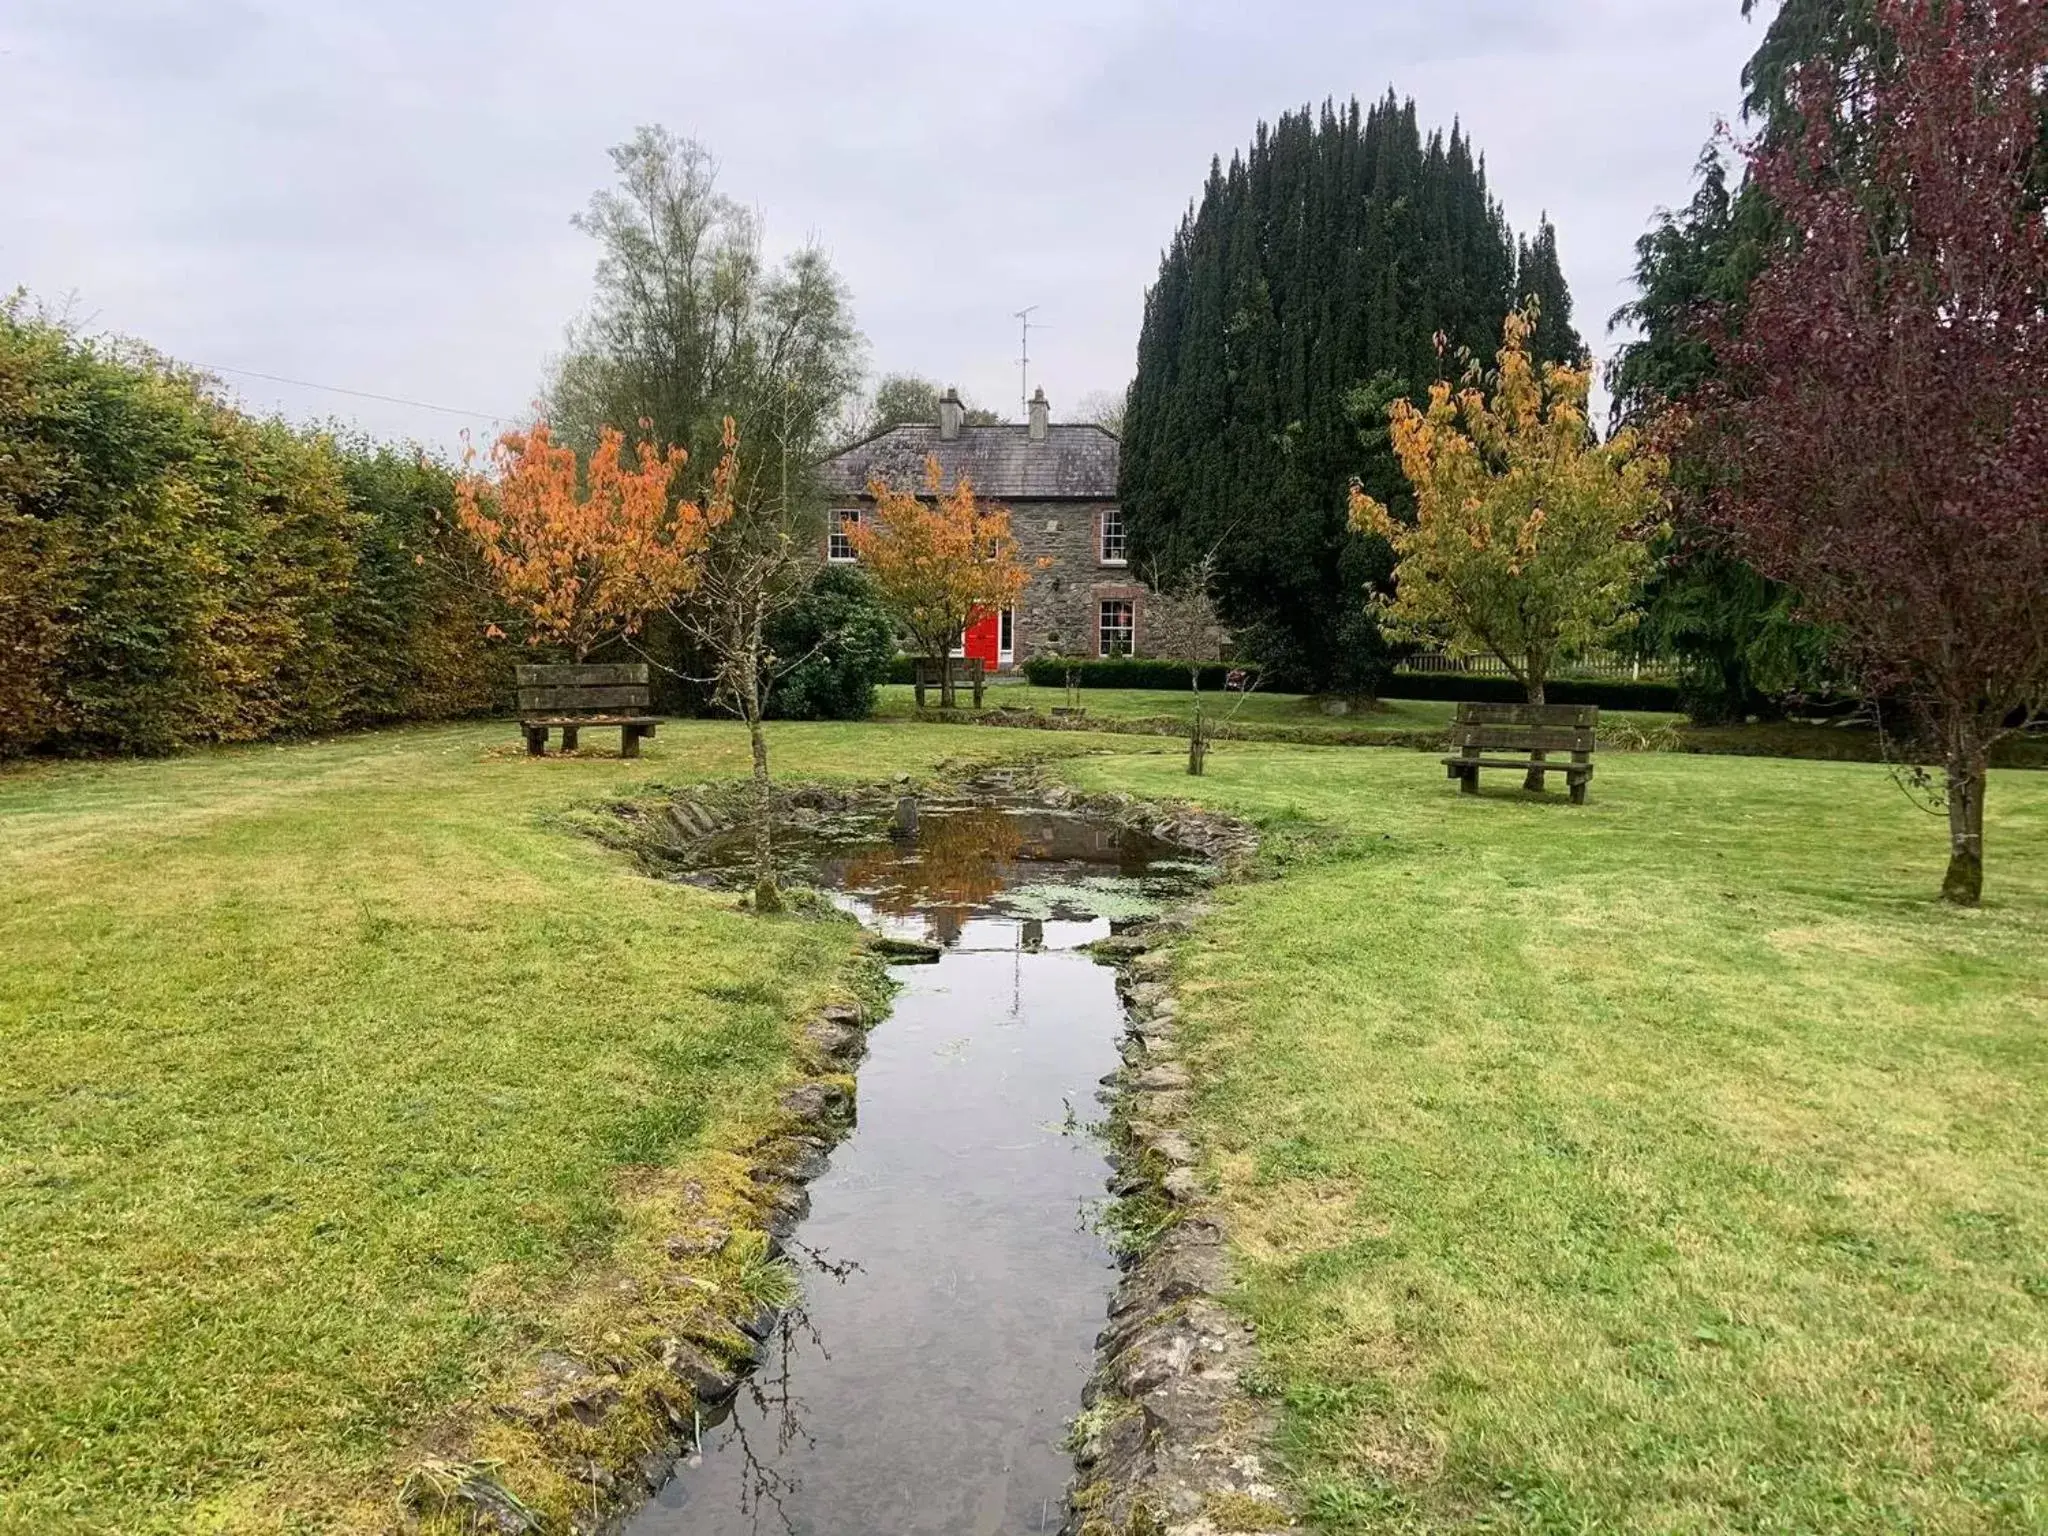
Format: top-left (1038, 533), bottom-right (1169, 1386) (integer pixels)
top-left (0, 720), bottom-right (1105, 1533)
top-left (880, 684), bottom-right (2048, 766)
top-left (1065, 745), bottom-right (2048, 1531)
top-left (877, 681), bottom-right (1474, 737)
top-left (875, 685), bottom-right (1672, 747)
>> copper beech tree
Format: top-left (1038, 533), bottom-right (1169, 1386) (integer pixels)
top-left (1352, 306), bottom-right (1667, 783)
top-left (1694, 0), bottom-right (2048, 905)
top-left (849, 458), bottom-right (1035, 707)
top-left (454, 421), bottom-right (724, 659)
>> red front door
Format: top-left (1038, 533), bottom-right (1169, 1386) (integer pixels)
top-left (963, 608), bottom-right (1001, 668)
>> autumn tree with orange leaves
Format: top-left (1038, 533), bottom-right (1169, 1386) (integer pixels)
top-left (850, 458), bottom-right (1035, 708)
top-left (454, 422), bottom-right (726, 660)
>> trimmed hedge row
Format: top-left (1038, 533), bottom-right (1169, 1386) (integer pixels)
top-left (1375, 672), bottom-right (1683, 713)
top-left (1019, 656), bottom-right (1258, 691)
top-left (1, 304), bottom-right (509, 757)
top-left (1008, 656), bottom-right (1684, 713)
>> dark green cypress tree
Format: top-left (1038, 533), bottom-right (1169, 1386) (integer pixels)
top-left (1515, 217), bottom-right (1581, 366)
top-left (1122, 96), bottom-right (1564, 693)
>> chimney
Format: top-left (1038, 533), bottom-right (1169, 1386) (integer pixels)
top-left (1028, 386), bottom-right (1050, 441)
top-left (939, 386), bottom-right (964, 441)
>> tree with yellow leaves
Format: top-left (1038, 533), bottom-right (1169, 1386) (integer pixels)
top-left (1351, 305), bottom-right (1666, 714)
top-left (851, 458), bottom-right (1035, 708)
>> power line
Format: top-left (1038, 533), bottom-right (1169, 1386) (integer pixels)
top-left (190, 361), bottom-right (512, 422)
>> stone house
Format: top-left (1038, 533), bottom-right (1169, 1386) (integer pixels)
top-left (816, 386), bottom-right (1219, 670)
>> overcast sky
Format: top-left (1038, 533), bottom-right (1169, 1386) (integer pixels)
top-left (3, 2), bottom-right (1764, 454)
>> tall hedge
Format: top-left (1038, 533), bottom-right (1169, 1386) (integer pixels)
top-left (0, 304), bottom-right (507, 758)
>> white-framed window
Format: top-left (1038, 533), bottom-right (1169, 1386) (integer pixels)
top-left (1099, 507), bottom-right (1128, 566)
top-left (999, 607), bottom-right (1015, 661)
top-left (827, 508), bottom-right (860, 562)
top-left (1099, 599), bottom-right (1134, 658)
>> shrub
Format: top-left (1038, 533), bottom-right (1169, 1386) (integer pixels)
top-left (764, 566), bottom-right (898, 721)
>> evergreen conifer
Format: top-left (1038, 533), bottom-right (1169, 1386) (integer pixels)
top-left (1121, 96), bottom-right (1580, 693)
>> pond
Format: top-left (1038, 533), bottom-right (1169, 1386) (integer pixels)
top-left (626, 804), bottom-right (1203, 1535)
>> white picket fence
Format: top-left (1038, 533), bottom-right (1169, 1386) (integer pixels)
top-left (1400, 649), bottom-right (1677, 683)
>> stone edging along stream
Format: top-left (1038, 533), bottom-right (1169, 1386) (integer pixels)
top-left (407, 772), bottom-right (1291, 1536)
top-left (1051, 785), bottom-right (1305, 1536)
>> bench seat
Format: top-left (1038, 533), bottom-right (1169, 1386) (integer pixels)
top-left (1442, 702), bottom-right (1600, 804)
top-left (519, 715), bottom-right (661, 728)
top-left (516, 664), bottom-right (661, 758)
top-left (1440, 754), bottom-right (1595, 775)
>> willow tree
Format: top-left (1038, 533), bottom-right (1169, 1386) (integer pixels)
top-left (547, 125), bottom-right (863, 508)
top-left (1352, 306), bottom-right (1666, 736)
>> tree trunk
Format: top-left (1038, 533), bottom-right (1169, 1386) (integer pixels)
top-left (1941, 747), bottom-right (1987, 907)
top-left (1523, 665), bottom-right (1549, 792)
top-left (1187, 689), bottom-right (1207, 776)
top-left (742, 664), bottom-right (783, 915)
top-left (939, 650), bottom-right (957, 711)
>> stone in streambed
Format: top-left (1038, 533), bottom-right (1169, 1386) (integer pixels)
top-left (661, 1339), bottom-right (740, 1406)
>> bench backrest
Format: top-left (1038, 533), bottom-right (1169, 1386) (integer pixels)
top-left (1451, 701), bottom-right (1599, 755)
top-left (516, 663), bottom-right (651, 717)
top-left (912, 656), bottom-right (986, 682)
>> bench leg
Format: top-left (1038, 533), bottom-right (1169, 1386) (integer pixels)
top-left (1570, 776), bottom-right (1588, 806)
top-left (560, 725), bottom-right (580, 753)
top-left (1458, 765), bottom-right (1479, 795)
top-left (621, 725), bottom-right (642, 760)
top-left (525, 726), bottom-right (548, 757)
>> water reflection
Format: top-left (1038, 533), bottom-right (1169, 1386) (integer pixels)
top-left (822, 808), bottom-right (1183, 949)
top-left (840, 808), bottom-right (1025, 939)
top-left (631, 809), bottom-right (1195, 1536)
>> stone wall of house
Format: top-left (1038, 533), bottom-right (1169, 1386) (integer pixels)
top-left (1011, 501), bottom-right (1122, 661)
top-left (1009, 503), bottom-right (1230, 663)
top-left (823, 496), bottom-right (1229, 666)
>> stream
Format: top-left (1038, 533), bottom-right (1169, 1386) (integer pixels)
top-left (626, 805), bottom-right (1201, 1536)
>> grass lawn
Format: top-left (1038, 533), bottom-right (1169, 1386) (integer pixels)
top-left (0, 719), bottom-right (1100, 1534)
top-left (8, 716), bottom-right (2045, 1533)
top-left (1064, 744), bottom-right (2048, 1531)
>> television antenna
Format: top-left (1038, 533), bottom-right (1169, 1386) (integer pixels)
top-left (1014, 305), bottom-right (1046, 419)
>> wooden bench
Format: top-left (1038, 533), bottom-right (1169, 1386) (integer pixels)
top-left (517, 663), bottom-right (660, 758)
top-left (1443, 702), bottom-right (1599, 803)
top-left (911, 656), bottom-right (986, 709)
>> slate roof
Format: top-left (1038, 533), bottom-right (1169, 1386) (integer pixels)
top-left (818, 422), bottom-right (1119, 502)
